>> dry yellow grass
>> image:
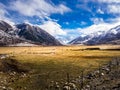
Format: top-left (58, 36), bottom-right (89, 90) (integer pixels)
top-left (0, 45), bottom-right (120, 69)
top-left (0, 45), bottom-right (120, 90)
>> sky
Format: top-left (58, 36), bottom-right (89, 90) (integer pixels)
top-left (0, 0), bottom-right (120, 43)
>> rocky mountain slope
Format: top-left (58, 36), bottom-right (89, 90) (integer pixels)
top-left (0, 20), bottom-right (61, 46)
top-left (0, 21), bottom-right (25, 46)
top-left (70, 25), bottom-right (120, 45)
top-left (16, 23), bottom-right (61, 46)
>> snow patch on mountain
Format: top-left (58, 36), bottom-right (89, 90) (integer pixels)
top-left (70, 25), bottom-right (120, 45)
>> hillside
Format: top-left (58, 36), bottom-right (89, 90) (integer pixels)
top-left (70, 25), bottom-right (120, 45)
top-left (0, 20), bottom-right (61, 46)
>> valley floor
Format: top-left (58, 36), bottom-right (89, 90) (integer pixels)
top-left (0, 45), bottom-right (120, 90)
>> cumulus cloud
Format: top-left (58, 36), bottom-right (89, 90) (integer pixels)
top-left (78, 18), bottom-right (120, 35)
top-left (39, 21), bottom-right (74, 44)
top-left (107, 4), bottom-right (120, 14)
top-left (39, 21), bottom-right (67, 36)
top-left (38, 21), bottom-right (81, 44)
top-left (97, 0), bottom-right (120, 14)
top-left (10, 0), bottom-right (71, 19)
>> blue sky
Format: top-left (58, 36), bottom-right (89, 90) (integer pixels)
top-left (0, 0), bottom-right (120, 43)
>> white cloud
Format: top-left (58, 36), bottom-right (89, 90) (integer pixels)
top-left (106, 17), bottom-right (120, 23)
top-left (97, 0), bottom-right (120, 14)
top-left (39, 21), bottom-right (76, 44)
top-left (39, 17), bottom-right (120, 44)
top-left (78, 18), bottom-right (120, 35)
top-left (0, 3), bottom-right (14, 26)
top-left (97, 0), bottom-right (120, 3)
top-left (97, 8), bottom-right (104, 14)
top-left (91, 18), bottom-right (104, 24)
top-left (39, 21), bottom-right (67, 36)
top-left (60, 29), bottom-right (82, 43)
top-left (76, 3), bottom-right (92, 13)
top-left (38, 20), bottom-right (81, 44)
top-left (107, 4), bottom-right (120, 14)
top-left (0, 3), bottom-right (8, 19)
top-left (0, 8), bottom-right (6, 19)
top-left (10, 0), bottom-right (71, 19)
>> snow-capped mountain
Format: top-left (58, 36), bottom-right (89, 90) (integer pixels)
top-left (0, 20), bottom-right (13, 32)
top-left (0, 20), bottom-right (61, 46)
top-left (0, 21), bottom-right (25, 46)
top-left (69, 25), bottom-right (120, 45)
top-left (0, 30), bottom-right (24, 46)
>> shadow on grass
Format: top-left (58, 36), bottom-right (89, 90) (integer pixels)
top-left (0, 57), bottom-right (84, 90)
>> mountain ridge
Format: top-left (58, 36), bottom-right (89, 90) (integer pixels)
top-left (0, 20), bottom-right (62, 46)
top-left (69, 25), bottom-right (120, 45)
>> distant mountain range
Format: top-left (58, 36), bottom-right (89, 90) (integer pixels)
top-left (69, 25), bottom-right (120, 45)
top-left (0, 20), bottom-right (61, 46)
top-left (1, 20), bottom-right (120, 46)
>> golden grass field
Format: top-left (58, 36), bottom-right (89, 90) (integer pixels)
top-left (0, 45), bottom-right (120, 89)
top-left (0, 45), bottom-right (120, 72)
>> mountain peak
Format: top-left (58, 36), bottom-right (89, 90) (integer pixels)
top-left (70, 25), bottom-right (120, 45)
top-left (0, 21), bottom-right (62, 46)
